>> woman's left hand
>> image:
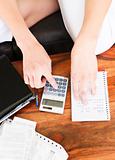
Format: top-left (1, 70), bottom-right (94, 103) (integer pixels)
top-left (71, 36), bottom-right (98, 104)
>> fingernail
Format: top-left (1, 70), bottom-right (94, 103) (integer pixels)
top-left (31, 85), bottom-right (34, 88)
top-left (54, 79), bottom-right (58, 89)
top-left (54, 83), bottom-right (58, 89)
top-left (25, 81), bottom-right (28, 85)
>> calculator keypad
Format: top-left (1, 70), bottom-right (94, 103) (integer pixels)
top-left (44, 77), bottom-right (68, 98)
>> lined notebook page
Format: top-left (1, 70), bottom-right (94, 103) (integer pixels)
top-left (71, 71), bottom-right (110, 121)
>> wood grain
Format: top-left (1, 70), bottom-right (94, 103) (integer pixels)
top-left (12, 45), bottom-right (115, 160)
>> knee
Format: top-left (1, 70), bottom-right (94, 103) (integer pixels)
top-left (16, 0), bottom-right (33, 21)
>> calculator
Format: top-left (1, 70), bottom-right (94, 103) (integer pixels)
top-left (39, 76), bottom-right (68, 114)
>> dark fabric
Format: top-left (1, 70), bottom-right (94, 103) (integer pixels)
top-left (29, 11), bottom-right (73, 54)
top-left (0, 11), bottom-right (73, 61)
top-left (0, 42), bottom-right (13, 60)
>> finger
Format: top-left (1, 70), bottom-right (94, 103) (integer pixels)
top-left (91, 80), bottom-right (96, 95)
top-left (41, 76), bottom-right (46, 84)
top-left (46, 73), bottom-right (58, 89)
top-left (80, 91), bottom-right (88, 105)
top-left (72, 80), bottom-right (80, 101)
top-left (71, 74), bottom-right (80, 100)
top-left (79, 88), bottom-right (88, 105)
top-left (79, 79), bottom-right (89, 105)
top-left (34, 73), bottom-right (45, 89)
top-left (28, 75), bottom-right (35, 88)
top-left (41, 76), bottom-right (46, 87)
top-left (90, 73), bottom-right (97, 95)
top-left (24, 74), bottom-right (29, 85)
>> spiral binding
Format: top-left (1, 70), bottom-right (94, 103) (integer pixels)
top-left (103, 71), bottom-right (110, 120)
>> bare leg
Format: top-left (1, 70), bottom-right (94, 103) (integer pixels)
top-left (17, 0), bottom-right (59, 27)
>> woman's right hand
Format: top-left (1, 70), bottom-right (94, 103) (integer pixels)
top-left (18, 37), bottom-right (57, 89)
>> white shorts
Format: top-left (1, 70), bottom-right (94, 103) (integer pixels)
top-left (58, 0), bottom-right (115, 55)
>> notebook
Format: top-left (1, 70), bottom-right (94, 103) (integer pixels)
top-left (0, 117), bottom-right (68, 160)
top-left (71, 71), bottom-right (110, 121)
top-left (0, 55), bottom-right (35, 123)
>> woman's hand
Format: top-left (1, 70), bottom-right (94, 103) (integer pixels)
top-left (71, 37), bottom-right (98, 104)
top-left (18, 37), bottom-right (57, 89)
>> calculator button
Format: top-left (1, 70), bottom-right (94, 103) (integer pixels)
top-left (53, 89), bottom-right (57, 92)
top-left (59, 82), bottom-right (63, 85)
top-left (46, 81), bottom-right (49, 84)
top-left (58, 93), bottom-right (62, 97)
top-left (62, 90), bottom-right (65, 93)
top-left (64, 79), bottom-right (67, 82)
top-left (55, 93), bottom-right (58, 96)
top-left (59, 78), bottom-right (63, 81)
top-left (55, 78), bottom-right (59, 81)
top-left (49, 84), bottom-right (52, 87)
top-left (46, 84), bottom-right (49, 87)
top-left (49, 88), bottom-right (53, 91)
top-left (57, 81), bottom-right (60, 84)
top-left (62, 94), bottom-right (65, 97)
top-left (56, 89), bottom-right (59, 92)
top-left (62, 86), bottom-right (66, 90)
top-left (58, 86), bottom-right (61, 89)
top-left (63, 83), bottom-right (66, 86)
top-left (48, 92), bottom-right (53, 95)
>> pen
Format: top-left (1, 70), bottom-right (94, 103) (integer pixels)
top-left (35, 94), bottom-right (39, 108)
top-left (34, 89), bottom-right (39, 108)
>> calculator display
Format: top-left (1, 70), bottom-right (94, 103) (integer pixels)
top-left (42, 99), bottom-right (63, 108)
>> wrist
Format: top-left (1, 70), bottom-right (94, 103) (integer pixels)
top-left (72, 34), bottom-right (97, 56)
top-left (75, 32), bottom-right (98, 45)
top-left (76, 25), bottom-right (100, 40)
top-left (15, 31), bottom-right (41, 55)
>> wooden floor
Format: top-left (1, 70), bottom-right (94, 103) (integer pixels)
top-left (13, 46), bottom-right (115, 160)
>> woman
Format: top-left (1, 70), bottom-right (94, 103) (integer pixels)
top-left (0, 0), bottom-right (114, 104)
